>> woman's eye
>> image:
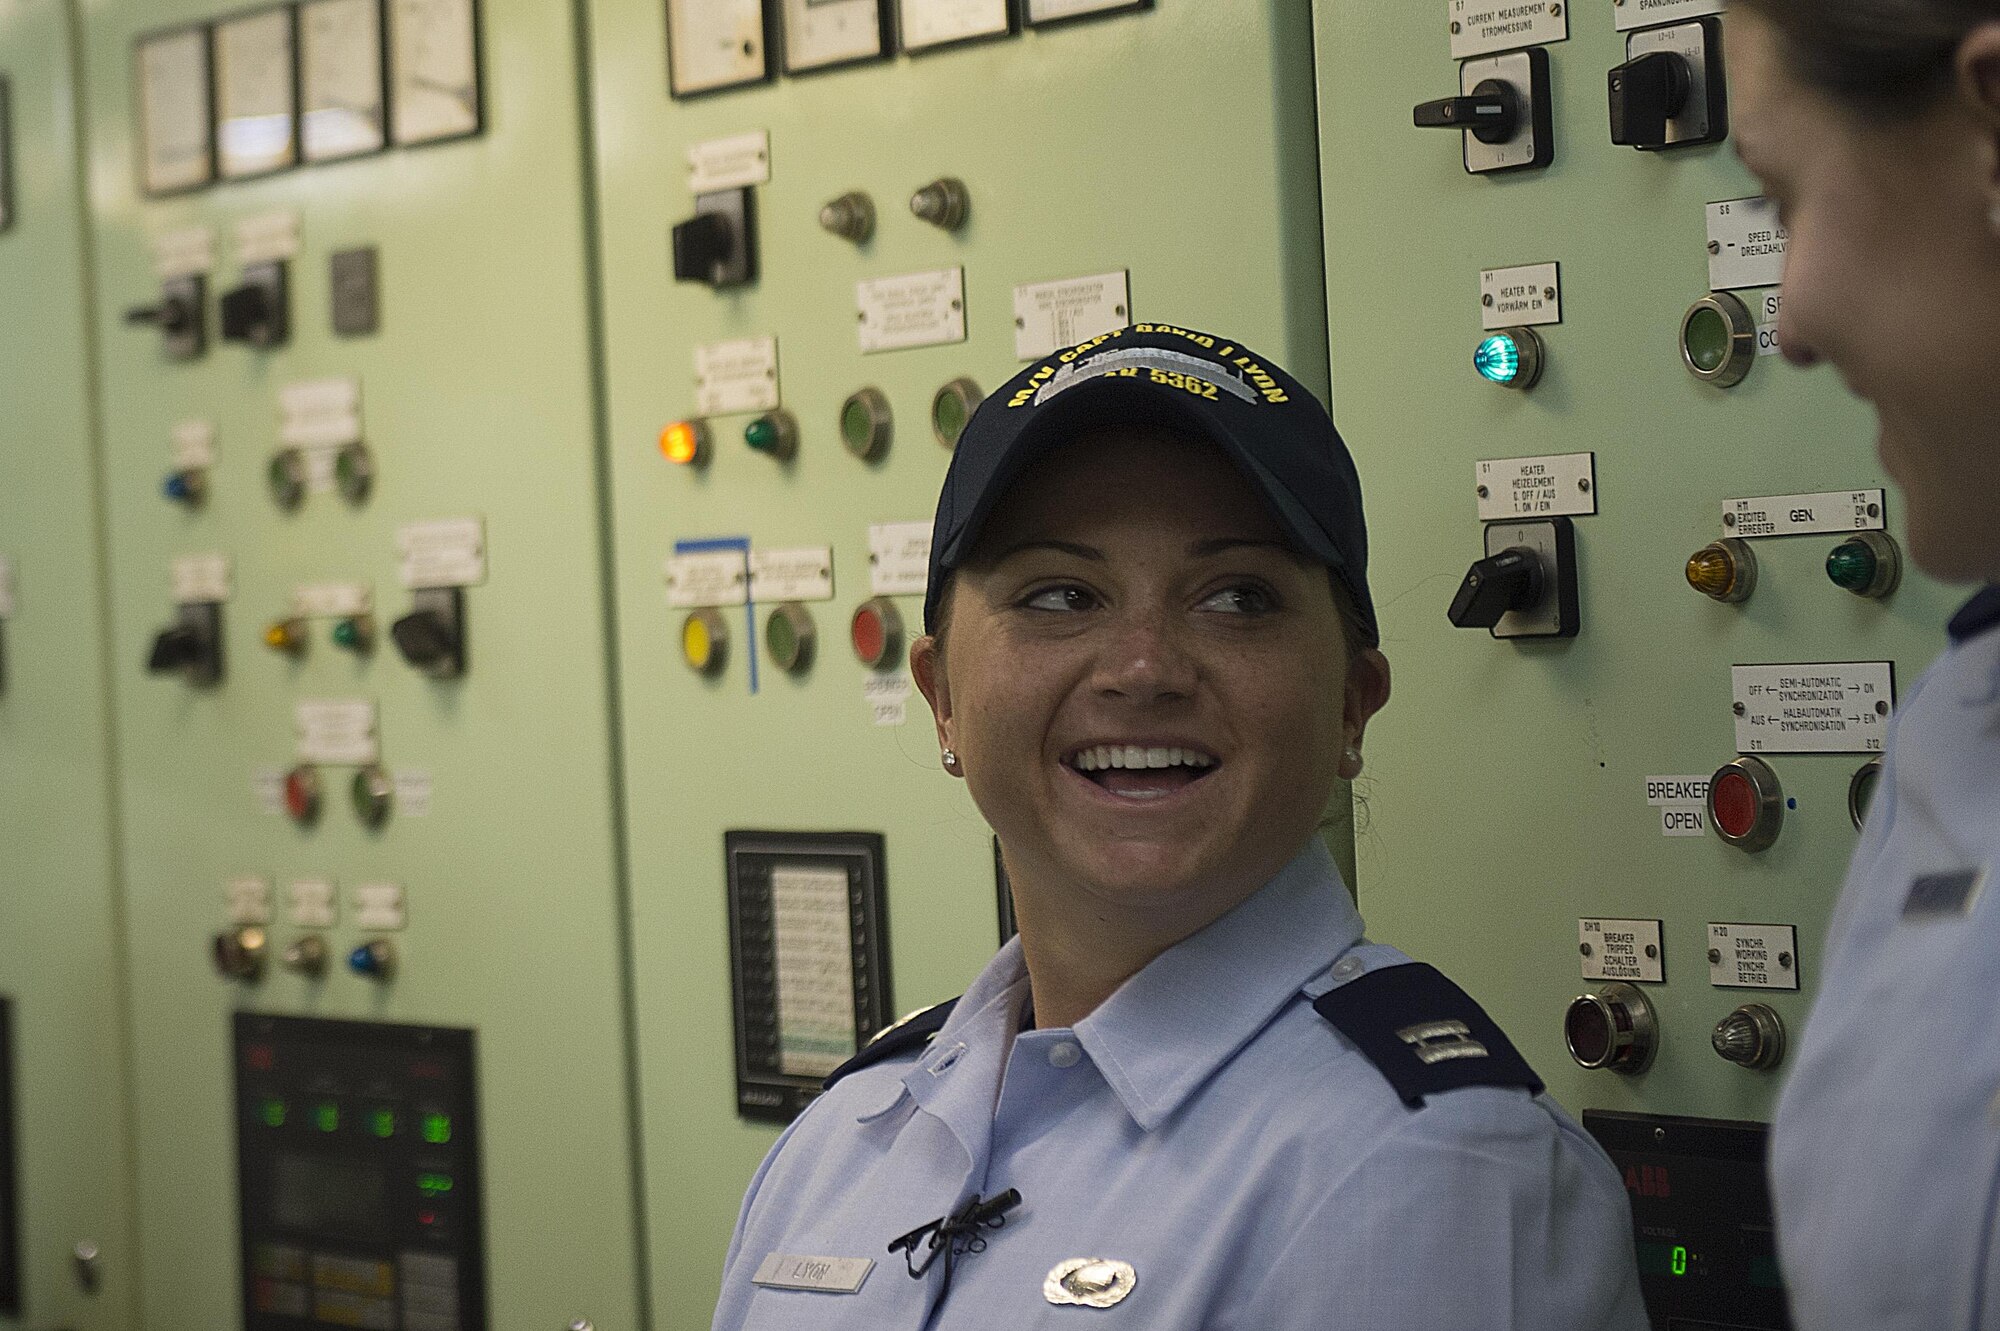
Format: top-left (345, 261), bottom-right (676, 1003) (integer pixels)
top-left (1023, 586), bottom-right (1096, 612)
top-left (1198, 585), bottom-right (1275, 615)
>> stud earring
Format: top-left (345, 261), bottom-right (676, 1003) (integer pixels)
top-left (1343, 745), bottom-right (1363, 775)
top-left (941, 748), bottom-right (959, 771)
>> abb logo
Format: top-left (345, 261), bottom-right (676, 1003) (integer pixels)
top-left (1624, 1164), bottom-right (1673, 1198)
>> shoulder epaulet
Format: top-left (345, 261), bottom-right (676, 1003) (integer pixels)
top-left (821, 998), bottom-right (960, 1091)
top-left (1312, 962), bottom-right (1543, 1107)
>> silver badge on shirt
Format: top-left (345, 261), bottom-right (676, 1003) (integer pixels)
top-left (752, 1253), bottom-right (874, 1294)
top-left (1902, 867), bottom-right (1987, 921)
top-left (1045, 1257), bottom-right (1137, 1308)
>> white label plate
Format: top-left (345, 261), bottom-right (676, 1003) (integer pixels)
top-left (398, 518), bottom-right (487, 589)
top-left (152, 226), bottom-right (217, 279)
top-left (288, 877), bottom-right (339, 929)
top-left (1480, 263), bottom-right (1561, 330)
top-left (394, 769), bottom-right (433, 817)
top-left (668, 0), bottom-right (768, 94)
top-left (1707, 923), bottom-right (1799, 990)
top-left (1732, 662), bottom-right (1894, 754)
top-left (688, 130), bottom-right (772, 193)
top-left (1013, 271), bottom-right (1130, 361)
top-left (1580, 918), bottom-right (1665, 983)
top-left (0, 556), bottom-right (14, 618)
top-left (296, 699), bottom-right (380, 765)
top-left (234, 209), bottom-right (303, 267)
top-left (868, 522), bottom-right (933, 597)
top-left (858, 269), bottom-right (967, 354)
top-left (172, 420), bottom-right (218, 469)
top-left (353, 882), bottom-right (406, 931)
top-left (292, 582), bottom-right (372, 618)
top-left (1615, 0), bottom-right (1723, 30)
top-left (1722, 489), bottom-right (1886, 538)
top-left (1646, 774), bottom-right (1712, 838)
top-left (280, 378), bottom-right (363, 448)
top-left (137, 30), bottom-right (215, 195)
top-left (1660, 804), bottom-right (1708, 837)
top-left (865, 671), bottom-right (911, 727)
top-left (1450, 0), bottom-right (1567, 59)
top-left (750, 547), bottom-right (834, 603)
top-left (171, 553), bottom-right (233, 605)
top-left (1475, 452), bottom-right (1595, 520)
top-left (898, 0), bottom-right (1012, 50)
top-left (1706, 197), bottom-right (1788, 291)
top-left (253, 766), bottom-right (286, 815)
top-left (753, 1255), bottom-right (875, 1294)
top-left (227, 874), bottom-right (274, 926)
top-left (695, 337), bottom-right (781, 416)
top-left (665, 551), bottom-right (750, 608)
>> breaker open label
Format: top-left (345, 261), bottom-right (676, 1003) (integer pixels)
top-left (1732, 662), bottom-right (1894, 754)
top-left (1580, 918), bottom-right (1664, 983)
top-left (1707, 923), bottom-right (1799, 990)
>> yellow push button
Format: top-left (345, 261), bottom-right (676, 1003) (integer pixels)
top-left (682, 608), bottom-right (728, 675)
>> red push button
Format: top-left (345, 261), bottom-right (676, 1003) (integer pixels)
top-left (1707, 757), bottom-right (1782, 852)
top-left (851, 597), bottom-right (903, 671)
top-left (283, 765), bottom-right (322, 826)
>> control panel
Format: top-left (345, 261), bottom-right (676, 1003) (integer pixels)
top-left (234, 1015), bottom-right (484, 1331)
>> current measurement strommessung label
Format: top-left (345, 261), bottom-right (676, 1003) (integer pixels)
top-left (1475, 453), bottom-right (1595, 520)
top-left (1580, 918), bottom-right (1664, 983)
top-left (1480, 263), bottom-right (1561, 329)
top-left (1732, 662), bottom-right (1894, 754)
top-left (1722, 489), bottom-right (1885, 538)
top-left (1448, 0), bottom-right (1566, 59)
top-left (1707, 923), bottom-right (1799, 990)
top-left (1707, 196), bottom-right (1788, 291)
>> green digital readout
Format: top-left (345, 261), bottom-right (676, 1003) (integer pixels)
top-left (370, 1109), bottom-right (396, 1139)
top-left (417, 1171), bottom-right (454, 1197)
top-left (314, 1103), bottom-right (339, 1133)
top-left (422, 1111), bottom-right (452, 1144)
top-left (260, 1098), bottom-right (286, 1128)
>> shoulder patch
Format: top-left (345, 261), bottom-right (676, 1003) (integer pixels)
top-left (1312, 963), bottom-right (1543, 1106)
top-left (820, 998), bottom-right (960, 1091)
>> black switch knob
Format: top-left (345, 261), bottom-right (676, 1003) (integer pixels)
top-left (1414, 79), bottom-right (1520, 144)
top-left (672, 212), bottom-right (735, 286)
top-left (1448, 547), bottom-right (1543, 629)
top-left (1609, 50), bottom-right (1691, 147)
top-left (147, 626), bottom-right (202, 673)
top-left (392, 608), bottom-right (460, 672)
top-left (219, 283), bottom-right (273, 342)
top-left (124, 295), bottom-right (194, 333)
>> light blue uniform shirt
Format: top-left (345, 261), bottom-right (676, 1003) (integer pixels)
top-left (1773, 588), bottom-right (2000, 1329)
top-left (713, 839), bottom-right (1646, 1330)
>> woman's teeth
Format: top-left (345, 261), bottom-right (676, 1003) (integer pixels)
top-left (1069, 745), bottom-right (1216, 773)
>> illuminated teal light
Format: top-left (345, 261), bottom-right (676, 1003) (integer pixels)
top-left (1474, 333), bottom-right (1522, 385)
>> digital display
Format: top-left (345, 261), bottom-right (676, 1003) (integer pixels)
top-left (271, 1151), bottom-right (390, 1244)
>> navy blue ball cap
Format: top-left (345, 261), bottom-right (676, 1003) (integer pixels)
top-left (924, 323), bottom-right (1378, 646)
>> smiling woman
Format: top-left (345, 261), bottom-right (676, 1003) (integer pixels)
top-left (708, 327), bottom-right (1648, 1331)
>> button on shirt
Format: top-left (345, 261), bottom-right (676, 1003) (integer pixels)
top-left (713, 839), bottom-right (1646, 1330)
top-left (1773, 593), bottom-right (2000, 1329)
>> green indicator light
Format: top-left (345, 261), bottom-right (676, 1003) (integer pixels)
top-left (422, 1112), bottom-right (452, 1145)
top-left (417, 1171), bottom-right (455, 1197)
top-left (1683, 306), bottom-right (1731, 374)
top-left (1826, 540), bottom-right (1878, 591)
top-left (766, 610), bottom-right (797, 663)
top-left (841, 399), bottom-right (874, 449)
top-left (332, 618), bottom-right (360, 647)
top-left (315, 1103), bottom-right (339, 1133)
top-left (933, 392), bottom-right (967, 442)
top-left (1473, 334), bottom-right (1521, 385)
top-left (1671, 1245), bottom-right (1690, 1277)
top-left (370, 1109), bottom-right (396, 1139)
top-left (744, 417), bottom-right (780, 452)
top-left (260, 1098), bottom-right (286, 1128)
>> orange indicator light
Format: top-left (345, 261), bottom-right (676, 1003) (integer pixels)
top-left (660, 419), bottom-right (709, 467)
top-left (1686, 538), bottom-right (1756, 603)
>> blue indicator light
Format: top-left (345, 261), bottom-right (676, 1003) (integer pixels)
top-left (1474, 334), bottom-right (1521, 384)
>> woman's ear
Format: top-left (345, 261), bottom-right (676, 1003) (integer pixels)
top-left (911, 634), bottom-right (954, 757)
top-left (1956, 23), bottom-right (2000, 231)
top-left (1342, 648), bottom-right (1392, 765)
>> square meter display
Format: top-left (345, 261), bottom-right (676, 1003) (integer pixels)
top-left (234, 1014), bottom-right (484, 1330)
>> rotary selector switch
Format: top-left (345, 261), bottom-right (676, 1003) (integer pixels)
top-left (392, 588), bottom-right (466, 678)
top-left (213, 926), bottom-right (268, 982)
top-left (1564, 982), bottom-right (1657, 1075)
top-left (219, 261), bottom-right (290, 349)
top-left (1712, 1003), bottom-right (1786, 1070)
top-left (146, 603), bottom-right (224, 687)
top-left (124, 274), bottom-right (206, 360)
top-left (281, 935), bottom-right (329, 978)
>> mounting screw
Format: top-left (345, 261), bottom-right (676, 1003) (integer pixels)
top-left (1477, 484), bottom-right (1491, 499)
top-left (1734, 702), bottom-right (1748, 716)
top-left (1579, 942), bottom-right (1594, 957)
top-left (1708, 240), bottom-right (1722, 254)
top-left (1482, 293), bottom-right (1495, 307)
top-left (1644, 943), bottom-right (1658, 959)
top-left (1708, 947), bottom-right (1723, 964)
top-left (1779, 952), bottom-right (1793, 969)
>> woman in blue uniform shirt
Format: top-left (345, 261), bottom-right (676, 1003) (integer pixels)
top-left (710, 326), bottom-right (1646, 1330)
top-left (1729, 4), bottom-right (2000, 1327)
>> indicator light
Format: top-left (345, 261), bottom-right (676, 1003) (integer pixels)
top-left (1472, 327), bottom-right (1543, 391)
top-left (213, 926), bottom-right (268, 981)
top-left (1686, 537), bottom-right (1757, 603)
top-left (334, 442), bottom-right (373, 504)
top-left (909, 177), bottom-right (970, 231)
top-left (315, 1102), bottom-right (339, 1133)
top-left (1680, 292), bottom-right (1756, 387)
top-left (931, 378), bottom-right (981, 449)
top-left (332, 615), bottom-right (373, 653)
top-left (850, 597), bottom-right (903, 671)
top-left (260, 1098), bottom-right (287, 1128)
top-left (264, 617), bottom-right (307, 655)
top-left (370, 1109), bottom-right (396, 1139)
top-left (840, 388), bottom-right (892, 462)
top-left (659, 418), bottom-right (710, 467)
top-left (743, 411), bottom-right (798, 462)
top-left (1712, 1003), bottom-right (1786, 1070)
top-left (766, 603), bottom-right (816, 674)
top-left (681, 608), bottom-right (728, 676)
top-left (351, 765), bottom-right (393, 829)
top-left (283, 765), bottom-right (323, 826)
top-left (819, 191), bottom-right (876, 243)
top-left (1708, 756), bottom-right (1783, 852)
top-left (281, 934), bottom-right (328, 978)
top-left (163, 468), bottom-right (207, 506)
top-left (1563, 982), bottom-right (1657, 1074)
top-left (267, 447), bottom-right (307, 510)
top-left (1848, 758), bottom-right (1883, 831)
top-left (1826, 530), bottom-right (1901, 599)
top-left (348, 938), bottom-right (396, 981)
top-left (422, 1112), bottom-right (453, 1145)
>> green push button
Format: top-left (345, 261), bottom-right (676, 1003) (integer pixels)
top-left (1682, 305), bottom-right (1730, 374)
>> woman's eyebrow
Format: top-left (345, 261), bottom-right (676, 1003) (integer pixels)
top-left (991, 538), bottom-right (1104, 563)
top-left (1188, 537), bottom-right (1293, 558)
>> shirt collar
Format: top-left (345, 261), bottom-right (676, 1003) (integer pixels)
top-left (1948, 585), bottom-right (2000, 644)
top-left (1074, 837), bottom-right (1365, 1132)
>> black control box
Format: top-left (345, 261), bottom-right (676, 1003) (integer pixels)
top-left (234, 1014), bottom-right (484, 1330)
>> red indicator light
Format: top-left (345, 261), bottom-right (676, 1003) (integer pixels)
top-left (850, 598), bottom-right (903, 670)
top-left (282, 765), bottom-right (321, 825)
top-left (1706, 757), bottom-right (1783, 852)
top-left (1711, 772), bottom-right (1758, 840)
top-left (246, 1044), bottom-right (275, 1071)
top-left (418, 1210), bottom-right (438, 1228)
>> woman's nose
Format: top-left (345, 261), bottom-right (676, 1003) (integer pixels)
top-left (1092, 614), bottom-right (1198, 702)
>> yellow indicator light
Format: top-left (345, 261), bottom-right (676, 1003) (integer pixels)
top-left (660, 419), bottom-right (708, 467)
top-left (681, 609), bottom-right (727, 675)
top-left (263, 618), bottom-right (305, 652)
top-left (1685, 539), bottom-right (1756, 603)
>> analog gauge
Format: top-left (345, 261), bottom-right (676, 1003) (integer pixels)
top-left (780, 0), bottom-right (889, 74)
top-left (388, 0), bottom-right (481, 146)
top-left (301, 0), bottom-right (387, 162)
top-left (136, 27), bottom-right (216, 195)
top-left (897, 0), bottom-right (1014, 52)
top-left (215, 7), bottom-right (299, 179)
top-left (668, 0), bottom-right (770, 97)
top-left (1026, 0), bottom-right (1146, 23)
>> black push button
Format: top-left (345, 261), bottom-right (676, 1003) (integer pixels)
top-left (1448, 548), bottom-right (1542, 630)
